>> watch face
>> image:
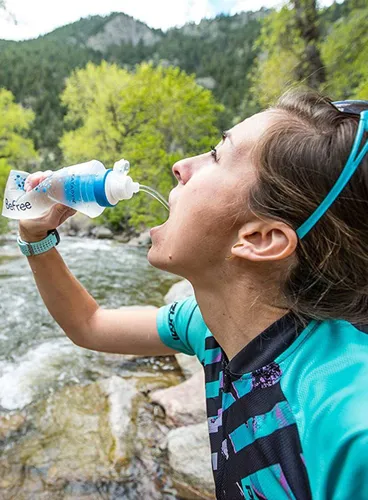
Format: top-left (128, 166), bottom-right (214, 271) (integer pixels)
top-left (48, 229), bottom-right (60, 245)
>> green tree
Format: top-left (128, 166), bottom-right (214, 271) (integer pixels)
top-left (292, 0), bottom-right (325, 87)
top-left (249, 5), bottom-right (304, 107)
top-left (60, 62), bottom-right (224, 231)
top-left (249, 0), bottom-right (367, 107)
top-left (0, 88), bottom-right (38, 232)
top-left (321, 6), bottom-right (368, 99)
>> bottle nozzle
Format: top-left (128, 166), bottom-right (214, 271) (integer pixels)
top-left (113, 159), bottom-right (130, 175)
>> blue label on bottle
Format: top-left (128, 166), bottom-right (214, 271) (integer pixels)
top-left (64, 174), bottom-right (97, 205)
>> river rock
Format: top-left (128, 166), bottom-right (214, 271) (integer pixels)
top-left (98, 376), bottom-right (138, 466)
top-left (0, 413), bottom-right (26, 441)
top-left (127, 230), bottom-right (151, 247)
top-left (91, 226), bottom-right (114, 239)
top-left (130, 231), bottom-right (152, 247)
top-left (113, 232), bottom-right (132, 243)
top-left (167, 422), bottom-right (215, 500)
top-left (150, 370), bottom-right (206, 427)
top-left (58, 212), bottom-right (95, 237)
top-left (3, 377), bottom-right (138, 486)
top-left (164, 279), bottom-right (194, 304)
top-left (175, 352), bottom-right (202, 378)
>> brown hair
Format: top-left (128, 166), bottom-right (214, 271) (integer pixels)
top-left (249, 88), bottom-right (368, 323)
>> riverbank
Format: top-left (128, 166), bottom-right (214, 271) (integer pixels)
top-left (4, 212), bottom-right (152, 247)
top-left (0, 235), bottom-right (214, 499)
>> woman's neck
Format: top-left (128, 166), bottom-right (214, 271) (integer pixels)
top-left (192, 277), bottom-right (288, 361)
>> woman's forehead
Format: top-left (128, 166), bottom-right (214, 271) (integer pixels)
top-left (230, 110), bottom-right (280, 149)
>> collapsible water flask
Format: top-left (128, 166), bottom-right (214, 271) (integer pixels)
top-left (2, 159), bottom-right (140, 220)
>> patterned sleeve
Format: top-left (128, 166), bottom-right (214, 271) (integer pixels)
top-left (156, 295), bottom-right (206, 363)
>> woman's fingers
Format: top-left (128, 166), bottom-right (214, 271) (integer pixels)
top-left (45, 204), bottom-right (76, 228)
top-left (24, 170), bottom-right (52, 192)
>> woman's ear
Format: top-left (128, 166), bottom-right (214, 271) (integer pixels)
top-left (230, 219), bottom-right (297, 262)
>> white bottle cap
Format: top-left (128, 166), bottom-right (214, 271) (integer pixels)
top-left (104, 160), bottom-right (139, 205)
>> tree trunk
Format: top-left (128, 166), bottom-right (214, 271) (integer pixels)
top-left (292, 0), bottom-right (326, 88)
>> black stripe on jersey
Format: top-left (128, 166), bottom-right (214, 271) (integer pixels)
top-left (206, 394), bottom-right (222, 418)
top-left (223, 425), bottom-right (312, 500)
top-left (224, 381), bottom-right (286, 435)
top-left (352, 323), bottom-right (368, 334)
top-left (205, 335), bottom-right (219, 350)
top-left (204, 359), bottom-right (223, 382)
top-left (209, 426), bottom-right (224, 459)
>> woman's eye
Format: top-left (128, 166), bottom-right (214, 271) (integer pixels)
top-left (210, 146), bottom-right (218, 162)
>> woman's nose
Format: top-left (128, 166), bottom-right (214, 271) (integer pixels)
top-left (172, 157), bottom-right (191, 184)
top-left (172, 153), bottom-right (206, 184)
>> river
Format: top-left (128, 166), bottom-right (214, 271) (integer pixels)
top-left (0, 234), bottom-right (184, 499)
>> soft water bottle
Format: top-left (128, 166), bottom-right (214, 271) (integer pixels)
top-left (2, 159), bottom-right (140, 220)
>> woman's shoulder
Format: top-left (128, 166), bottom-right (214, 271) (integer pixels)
top-left (281, 317), bottom-right (368, 432)
top-left (283, 318), bottom-right (368, 497)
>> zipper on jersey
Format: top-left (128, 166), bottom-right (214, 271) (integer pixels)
top-left (216, 357), bottom-right (230, 500)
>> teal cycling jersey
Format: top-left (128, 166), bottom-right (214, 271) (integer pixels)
top-left (157, 296), bottom-right (368, 500)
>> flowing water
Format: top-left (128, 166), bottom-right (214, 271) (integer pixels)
top-left (0, 234), bottom-right (184, 499)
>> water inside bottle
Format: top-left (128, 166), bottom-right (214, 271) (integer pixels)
top-left (139, 185), bottom-right (169, 211)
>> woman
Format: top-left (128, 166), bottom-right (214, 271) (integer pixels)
top-left (19, 89), bottom-right (368, 499)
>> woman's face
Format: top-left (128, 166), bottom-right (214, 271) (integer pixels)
top-left (148, 110), bottom-right (279, 280)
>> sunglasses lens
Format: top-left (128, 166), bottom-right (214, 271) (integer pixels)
top-left (333, 101), bottom-right (368, 115)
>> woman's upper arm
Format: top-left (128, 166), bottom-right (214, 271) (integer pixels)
top-left (77, 307), bottom-right (177, 355)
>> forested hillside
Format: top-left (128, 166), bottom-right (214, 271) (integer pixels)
top-left (0, 10), bottom-right (266, 163)
top-left (0, 1), bottom-right (361, 164)
top-left (0, 0), bottom-right (366, 232)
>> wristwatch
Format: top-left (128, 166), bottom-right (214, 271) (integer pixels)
top-left (17, 229), bottom-right (60, 257)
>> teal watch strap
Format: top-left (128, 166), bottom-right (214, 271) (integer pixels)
top-left (17, 229), bottom-right (60, 256)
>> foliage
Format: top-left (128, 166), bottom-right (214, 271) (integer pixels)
top-left (0, 89), bottom-right (37, 232)
top-left (0, 11), bottom-right (263, 165)
top-left (60, 62), bottom-right (223, 230)
top-left (0, 0), bottom-right (365, 234)
top-left (321, 7), bottom-right (368, 99)
top-left (249, 5), bottom-right (304, 108)
top-left (0, 39), bottom-right (101, 166)
top-left (249, 0), bottom-right (368, 108)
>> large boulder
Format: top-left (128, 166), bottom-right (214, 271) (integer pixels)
top-left (164, 279), bottom-right (194, 304)
top-left (127, 230), bottom-right (151, 247)
top-left (91, 226), bottom-right (114, 239)
top-left (98, 376), bottom-right (138, 466)
top-left (150, 370), bottom-right (206, 427)
top-left (58, 212), bottom-right (95, 237)
top-left (175, 352), bottom-right (202, 379)
top-left (167, 422), bottom-right (215, 500)
top-left (0, 377), bottom-right (139, 488)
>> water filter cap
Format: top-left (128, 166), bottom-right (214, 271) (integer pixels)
top-left (113, 159), bottom-right (130, 174)
top-left (103, 159), bottom-right (139, 205)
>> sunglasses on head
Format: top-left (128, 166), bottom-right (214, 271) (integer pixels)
top-left (296, 100), bottom-right (368, 239)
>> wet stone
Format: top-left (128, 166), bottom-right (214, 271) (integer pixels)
top-left (0, 378), bottom-right (138, 499)
top-left (167, 422), bottom-right (215, 500)
top-left (0, 413), bottom-right (26, 441)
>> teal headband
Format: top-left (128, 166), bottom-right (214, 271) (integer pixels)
top-left (297, 101), bottom-right (368, 239)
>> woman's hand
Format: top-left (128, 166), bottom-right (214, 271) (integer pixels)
top-left (19, 171), bottom-right (76, 242)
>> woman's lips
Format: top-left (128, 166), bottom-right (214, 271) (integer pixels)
top-left (150, 219), bottom-right (168, 236)
top-left (150, 190), bottom-right (176, 236)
